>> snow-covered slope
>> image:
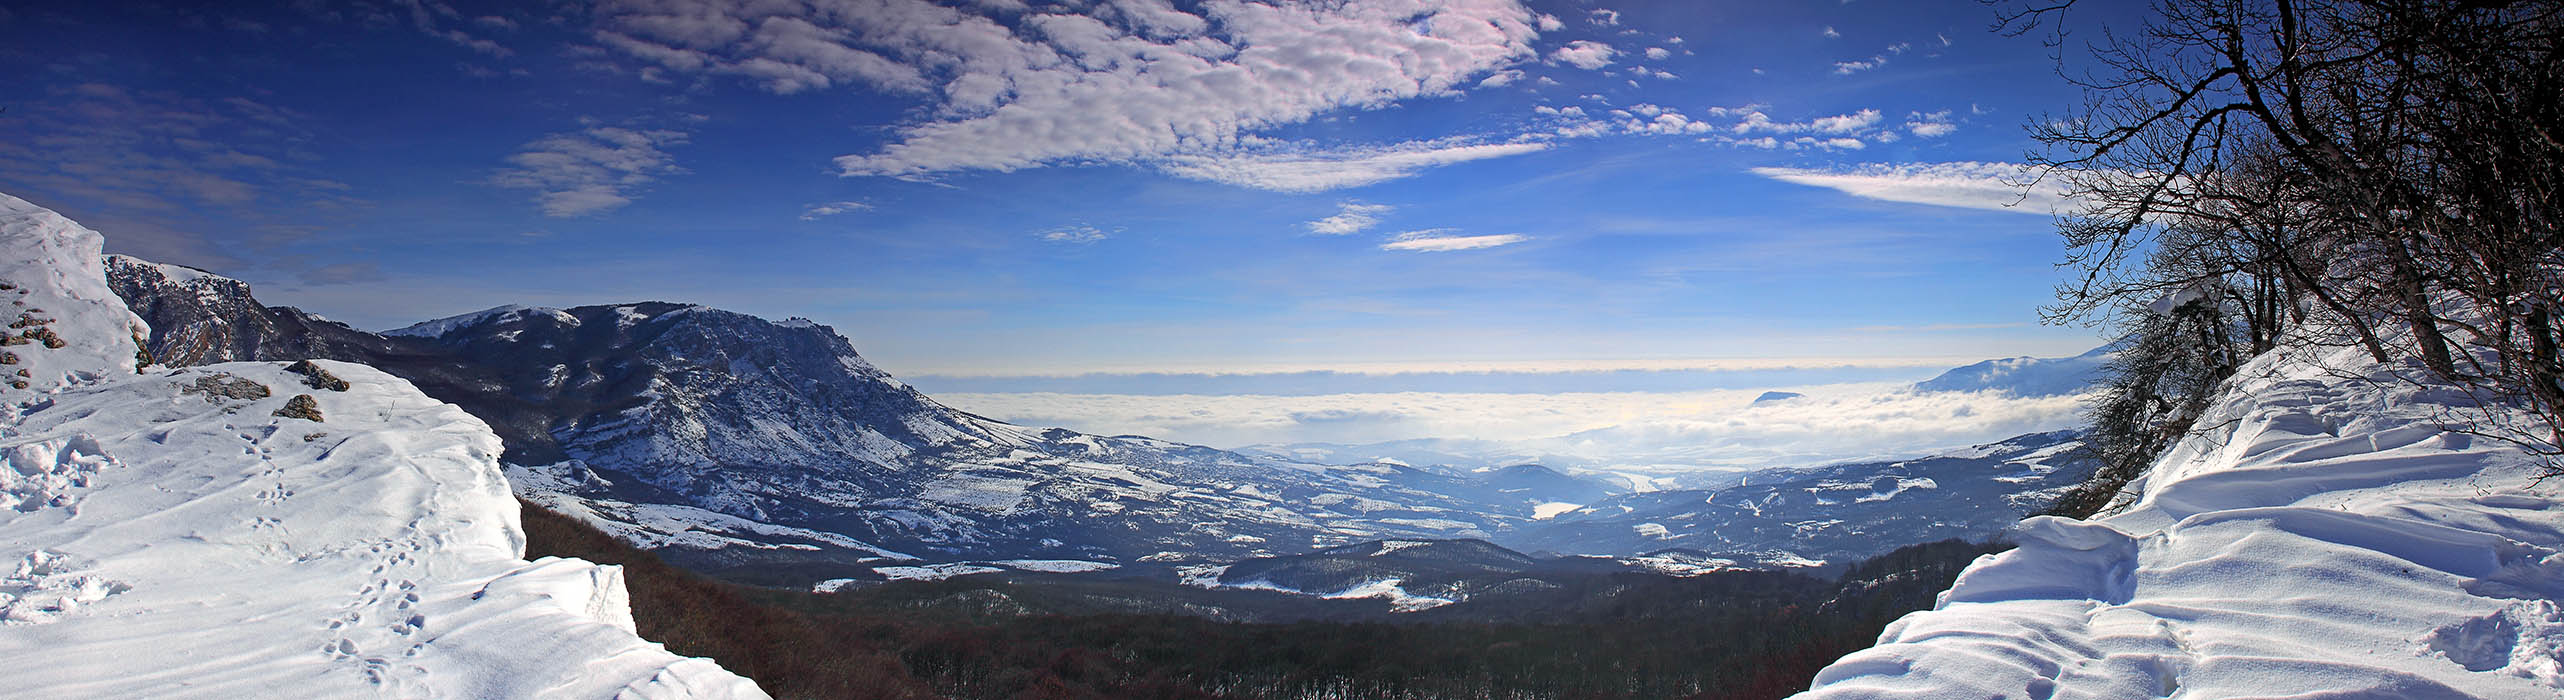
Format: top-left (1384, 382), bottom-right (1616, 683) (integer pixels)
top-left (1502, 430), bottom-right (2096, 566)
top-left (0, 193), bottom-right (146, 401)
top-left (1910, 344), bottom-right (2112, 397)
top-left (0, 193), bottom-right (764, 698)
top-left (1799, 342), bottom-right (2564, 697)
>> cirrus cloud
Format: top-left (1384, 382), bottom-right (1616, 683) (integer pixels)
top-left (1157, 139), bottom-right (1551, 192)
top-left (1749, 162), bottom-right (2071, 214)
top-left (1381, 230), bottom-right (1528, 252)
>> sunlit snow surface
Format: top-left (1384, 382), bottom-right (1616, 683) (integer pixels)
top-left (0, 362), bottom-right (768, 698)
top-left (0, 195), bottom-right (762, 698)
top-left (1797, 341), bottom-right (2564, 698)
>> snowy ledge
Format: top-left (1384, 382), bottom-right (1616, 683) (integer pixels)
top-left (0, 361), bottom-right (768, 698)
top-left (1796, 341), bottom-right (2564, 697)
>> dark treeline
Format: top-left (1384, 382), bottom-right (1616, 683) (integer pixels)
top-left (521, 501), bottom-right (2000, 700)
top-left (2002, 0), bottom-right (2564, 513)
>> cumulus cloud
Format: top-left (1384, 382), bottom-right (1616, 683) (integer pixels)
top-left (1156, 139), bottom-right (1550, 192)
top-left (1550, 39), bottom-right (1617, 69)
top-left (1586, 9), bottom-right (1620, 26)
top-left (1308, 202), bottom-right (1393, 235)
top-left (1749, 161), bottom-right (2072, 214)
top-left (576, 0), bottom-right (1542, 183)
top-left (1381, 230), bottom-right (1528, 252)
top-left (490, 126), bottom-right (688, 217)
top-left (800, 200), bottom-right (870, 219)
top-left (1906, 109), bottom-right (1957, 137)
top-left (1530, 104), bottom-right (1886, 150)
top-left (1644, 46), bottom-right (1670, 60)
top-left (935, 384), bottom-right (2089, 471)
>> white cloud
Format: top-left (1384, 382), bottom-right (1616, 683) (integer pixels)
top-left (575, 0), bottom-right (1545, 183)
top-left (1381, 231), bottom-right (1528, 252)
top-left (1587, 9), bottom-right (1620, 26)
top-left (1308, 202), bottom-right (1394, 235)
top-left (490, 127), bottom-right (688, 217)
top-left (1822, 25), bottom-right (1840, 39)
top-left (1536, 13), bottom-right (1564, 31)
top-left (1478, 69), bottom-right (1526, 87)
top-left (1644, 46), bottom-right (1670, 60)
top-left (1808, 109), bottom-right (1882, 133)
top-left (1833, 56), bottom-right (1886, 74)
top-left (1908, 109), bottom-right (1958, 137)
top-left (1750, 162), bottom-right (2071, 214)
top-left (1157, 140), bottom-right (1550, 192)
top-left (1039, 224), bottom-right (1108, 243)
top-left (800, 200), bottom-right (870, 220)
top-left (1550, 40), bottom-right (1617, 69)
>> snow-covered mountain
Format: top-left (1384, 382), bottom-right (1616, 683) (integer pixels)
top-left (1499, 430), bottom-right (2098, 566)
top-left (380, 303), bottom-right (1531, 572)
top-left (1798, 339), bottom-right (2564, 696)
top-left (102, 265), bottom-right (1546, 574)
top-left (1909, 344), bottom-right (2113, 397)
top-left (0, 193), bottom-right (763, 698)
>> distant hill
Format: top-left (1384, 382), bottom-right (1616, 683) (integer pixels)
top-left (1910, 344), bottom-right (2112, 397)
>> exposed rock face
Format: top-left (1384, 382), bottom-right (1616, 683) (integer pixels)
top-left (101, 256), bottom-right (551, 461)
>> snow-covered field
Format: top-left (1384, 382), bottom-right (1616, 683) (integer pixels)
top-left (0, 193), bottom-right (763, 698)
top-left (1798, 340), bottom-right (2564, 697)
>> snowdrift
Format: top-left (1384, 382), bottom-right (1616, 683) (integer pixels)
top-left (1796, 341), bottom-right (2564, 697)
top-left (0, 193), bottom-right (764, 698)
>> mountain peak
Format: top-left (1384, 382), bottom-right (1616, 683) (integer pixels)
top-left (383, 304), bottom-right (573, 339)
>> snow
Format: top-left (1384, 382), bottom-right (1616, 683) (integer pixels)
top-left (382, 304), bottom-right (572, 339)
top-left (874, 563), bottom-right (1004, 581)
top-left (812, 578), bottom-right (863, 593)
top-left (107, 255), bottom-right (227, 286)
top-left (1532, 501), bottom-right (1583, 519)
top-left (509, 461), bottom-right (914, 560)
top-left (0, 192), bottom-right (149, 403)
top-left (1797, 338), bottom-right (2564, 698)
top-left (0, 193), bottom-right (760, 697)
top-left (1324, 578), bottom-right (1457, 612)
top-left (1373, 540), bottom-right (1431, 556)
top-left (1223, 576), bottom-right (1458, 612)
top-left (0, 361), bottom-right (766, 698)
top-left (917, 473), bottom-right (1034, 512)
top-left (989, 559), bottom-right (1119, 573)
top-left (1177, 564), bottom-right (1230, 588)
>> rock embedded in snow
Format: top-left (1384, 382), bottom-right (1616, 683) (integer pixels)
top-left (1797, 340), bottom-right (2564, 698)
top-left (272, 393), bottom-right (324, 422)
top-left (285, 359), bottom-right (349, 392)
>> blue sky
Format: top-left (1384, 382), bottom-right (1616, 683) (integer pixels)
top-left (0, 0), bottom-right (2133, 387)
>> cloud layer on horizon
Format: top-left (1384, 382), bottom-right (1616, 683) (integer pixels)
top-left (937, 383), bottom-right (2088, 472)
